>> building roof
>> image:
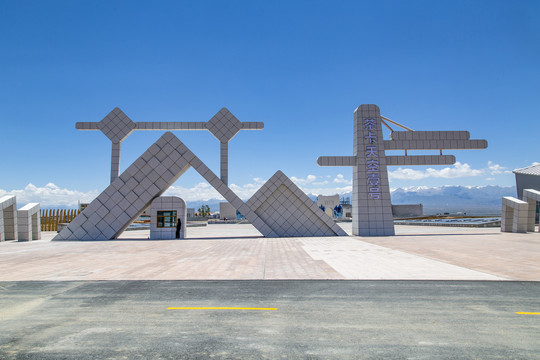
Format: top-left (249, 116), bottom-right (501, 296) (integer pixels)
top-left (513, 163), bottom-right (540, 176)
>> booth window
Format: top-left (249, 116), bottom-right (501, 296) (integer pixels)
top-left (157, 211), bottom-right (177, 228)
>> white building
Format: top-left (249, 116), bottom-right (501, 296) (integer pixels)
top-left (317, 195), bottom-right (340, 218)
top-left (513, 163), bottom-right (540, 223)
top-left (513, 163), bottom-right (540, 199)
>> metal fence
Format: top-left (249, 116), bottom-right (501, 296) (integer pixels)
top-left (40, 209), bottom-right (80, 231)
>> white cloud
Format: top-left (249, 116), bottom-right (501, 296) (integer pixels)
top-left (165, 175), bottom-right (350, 200)
top-left (165, 177), bottom-right (269, 201)
top-left (303, 185), bottom-right (353, 197)
top-left (487, 161), bottom-right (511, 175)
top-left (0, 176), bottom-right (352, 209)
top-left (389, 168), bottom-right (429, 180)
top-left (164, 182), bottom-right (223, 201)
top-left (228, 178), bottom-right (268, 199)
top-left (388, 161), bottom-right (512, 180)
top-left (389, 163), bottom-right (485, 180)
top-left (313, 180), bottom-right (329, 185)
top-left (289, 174), bottom-right (352, 195)
top-left (0, 183), bottom-right (99, 207)
top-left (290, 174), bottom-right (317, 185)
top-left (0, 179), bottom-right (270, 208)
top-left (333, 174), bottom-right (352, 184)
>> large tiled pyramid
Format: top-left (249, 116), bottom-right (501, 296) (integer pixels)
top-left (54, 132), bottom-right (274, 240)
top-left (54, 132), bottom-right (192, 240)
top-left (246, 171), bottom-right (348, 237)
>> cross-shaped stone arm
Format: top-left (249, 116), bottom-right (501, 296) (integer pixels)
top-left (318, 130), bottom-right (486, 167)
top-left (76, 107), bottom-right (263, 184)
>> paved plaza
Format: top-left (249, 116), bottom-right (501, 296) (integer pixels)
top-left (2, 224), bottom-right (540, 359)
top-left (1, 223), bottom-right (539, 281)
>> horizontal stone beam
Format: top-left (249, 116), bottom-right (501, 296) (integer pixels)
top-left (318, 155), bottom-right (457, 167)
top-left (317, 156), bottom-right (357, 166)
top-left (386, 155), bottom-right (456, 166)
top-left (75, 122), bottom-right (100, 130)
top-left (502, 196), bottom-right (528, 209)
top-left (390, 131), bottom-right (470, 141)
top-left (384, 139), bottom-right (487, 150)
top-left (0, 195), bottom-right (16, 210)
top-left (76, 122), bottom-right (264, 131)
top-left (135, 122), bottom-right (207, 130)
top-left (18, 202), bottom-right (40, 214)
top-left (240, 122), bottom-right (265, 130)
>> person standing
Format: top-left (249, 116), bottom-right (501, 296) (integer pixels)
top-left (176, 218), bottom-right (182, 239)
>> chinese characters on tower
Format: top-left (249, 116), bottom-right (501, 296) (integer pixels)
top-left (364, 119), bottom-right (380, 200)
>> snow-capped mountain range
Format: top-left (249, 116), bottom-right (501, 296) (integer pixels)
top-left (325, 185), bottom-right (516, 215)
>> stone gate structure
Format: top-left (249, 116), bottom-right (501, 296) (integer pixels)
top-left (56, 104), bottom-right (487, 240)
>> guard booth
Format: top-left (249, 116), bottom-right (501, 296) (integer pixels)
top-left (149, 196), bottom-right (187, 239)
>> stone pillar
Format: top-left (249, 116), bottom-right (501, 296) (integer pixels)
top-left (526, 198), bottom-right (537, 232)
top-left (501, 197), bottom-right (528, 233)
top-left (0, 196), bottom-right (18, 241)
top-left (220, 142), bottom-right (228, 185)
top-left (523, 189), bottom-right (540, 232)
top-left (111, 142), bottom-right (121, 184)
top-left (17, 203), bottom-right (41, 241)
top-left (220, 142), bottom-right (234, 219)
top-left (353, 105), bottom-right (394, 236)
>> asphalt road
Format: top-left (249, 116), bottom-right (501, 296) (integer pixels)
top-left (0, 280), bottom-right (539, 359)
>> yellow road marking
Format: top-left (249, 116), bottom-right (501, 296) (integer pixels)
top-left (167, 307), bottom-right (277, 311)
top-left (516, 312), bottom-right (540, 315)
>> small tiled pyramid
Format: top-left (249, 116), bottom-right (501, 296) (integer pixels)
top-left (246, 171), bottom-right (347, 237)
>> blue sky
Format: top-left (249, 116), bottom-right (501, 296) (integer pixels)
top-left (1, 0), bottom-right (539, 206)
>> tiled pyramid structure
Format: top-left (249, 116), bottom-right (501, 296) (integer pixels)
top-left (246, 171), bottom-right (348, 237)
top-left (55, 132), bottom-right (345, 240)
top-left (54, 132), bottom-right (191, 240)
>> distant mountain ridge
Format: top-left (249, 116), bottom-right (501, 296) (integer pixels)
top-left (307, 185), bottom-right (515, 215)
top-left (389, 185), bottom-right (516, 214)
top-left (188, 185), bottom-right (516, 215)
